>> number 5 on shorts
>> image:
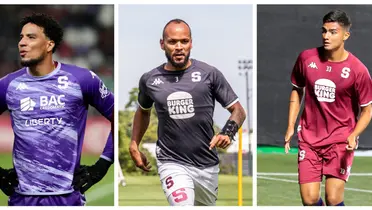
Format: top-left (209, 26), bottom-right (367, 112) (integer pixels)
top-left (299, 150), bottom-right (306, 161)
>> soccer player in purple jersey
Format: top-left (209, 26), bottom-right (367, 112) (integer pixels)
top-left (284, 10), bottom-right (372, 206)
top-left (129, 19), bottom-right (246, 206)
top-left (0, 13), bottom-right (114, 206)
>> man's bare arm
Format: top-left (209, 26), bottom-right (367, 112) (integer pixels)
top-left (350, 104), bottom-right (372, 138)
top-left (287, 87), bottom-right (304, 132)
top-left (130, 107), bottom-right (151, 147)
top-left (226, 101), bottom-right (246, 128)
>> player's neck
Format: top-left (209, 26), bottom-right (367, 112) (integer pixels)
top-left (28, 58), bottom-right (56, 77)
top-left (164, 60), bottom-right (192, 71)
top-left (325, 46), bottom-right (348, 62)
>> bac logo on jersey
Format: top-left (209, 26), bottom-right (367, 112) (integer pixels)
top-left (20, 97), bottom-right (36, 111)
top-left (308, 62), bottom-right (318, 69)
top-left (40, 95), bottom-right (65, 110)
top-left (314, 79), bottom-right (336, 103)
top-left (16, 83), bottom-right (28, 90)
top-left (58, 76), bottom-right (69, 89)
top-left (167, 91), bottom-right (195, 119)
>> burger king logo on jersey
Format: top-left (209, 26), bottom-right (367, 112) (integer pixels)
top-left (314, 79), bottom-right (336, 102)
top-left (167, 91), bottom-right (195, 119)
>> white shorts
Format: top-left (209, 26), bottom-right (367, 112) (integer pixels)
top-left (157, 159), bottom-right (219, 206)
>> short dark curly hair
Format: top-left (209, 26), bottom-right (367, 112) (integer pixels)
top-left (20, 13), bottom-right (64, 53)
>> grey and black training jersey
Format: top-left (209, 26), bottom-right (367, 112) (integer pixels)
top-left (138, 59), bottom-right (238, 168)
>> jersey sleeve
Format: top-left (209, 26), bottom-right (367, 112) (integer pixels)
top-left (100, 131), bottom-right (113, 162)
top-left (212, 68), bottom-right (239, 109)
top-left (80, 71), bottom-right (114, 120)
top-left (0, 75), bottom-right (10, 114)
top-left (355, 65), bottom-right (372, 107)
top-left (291, 53), bottom-right (306, 88)
top-left (137, 73), bottom-right (153, 110)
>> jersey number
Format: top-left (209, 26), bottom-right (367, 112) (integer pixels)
top-left (191, 72), bottom-right (201, 82)
top-left (299, 150), bottom-right (306, 161)
top-left (341, 67), bottom-right (350, 79)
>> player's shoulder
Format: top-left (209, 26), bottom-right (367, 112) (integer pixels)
top-left (297, 47), bottom-right (321, 61)
top-left (140, 64), bottom-right (165, 82)
top-left (347, 52), bottom-right (368, 72)
top-left (59, 62), bottom-right (99, 82)
top-left (0, 67), bottom-right (27, 84)
top-left (60, 62), bottom-right (92, 76)
top-left (192, 59), bottom-right (220, 74)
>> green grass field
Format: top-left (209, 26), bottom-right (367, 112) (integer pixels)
top-left (0, 153), bottom-right (113, 206)
top-left (119, 174), bottom-right (252, 206)
top-left (258, 154), bottom-right (372, 206)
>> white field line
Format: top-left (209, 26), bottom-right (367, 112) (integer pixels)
top-left (258, 172), bottom-right (372, 176)
top-left (258, 176), bottom-right (372, 193)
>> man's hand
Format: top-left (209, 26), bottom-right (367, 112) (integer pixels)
top-left (284, 127), bottom-right (294, 154)
top-left (129, 142), bottom-right (151, 172)
top-left (0, 168), bottom-right (18, 196)
top-left (209, 134), bottom-right (232, 150)
top-left (346, 134), bottom-right (358, 151)
top-left (73, 158), bottom-right (112, 193)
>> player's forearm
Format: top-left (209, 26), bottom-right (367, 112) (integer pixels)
top-left (227, 102), bottom-right (246, 128)
top-left (287, 87), bottom-right (303, 129)
top-left (130, 108), bottom-right (151, 148)
top-left (350, 104), bottom-right (372, 137)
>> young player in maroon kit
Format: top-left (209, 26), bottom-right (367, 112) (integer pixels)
top-left (284, 10), bottom-right (372, 206)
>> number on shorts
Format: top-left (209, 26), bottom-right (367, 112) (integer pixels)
top-left (172, 188), bottom-right (188, 203)
top-left (299, 150), bottom-right (306, 161)
top-left (165, 176), bottom-right (174, 189)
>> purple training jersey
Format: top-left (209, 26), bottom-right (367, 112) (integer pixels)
top-left (0, 62), bottom-right (114, 195)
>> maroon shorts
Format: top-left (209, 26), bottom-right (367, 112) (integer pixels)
top-left (298, 142), bottom-right (354, 184)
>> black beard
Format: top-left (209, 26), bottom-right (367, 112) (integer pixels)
top-left (20, 55), bottom-right (44, 67)
top-left (165, 51), bottom-right (190, 69)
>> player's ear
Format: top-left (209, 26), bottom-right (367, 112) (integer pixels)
top-left (343, 29), bottom-right (350, 41)
top-left (47, 40), bottom-right (55, 53)
top-left (160, 38), bottom-right (165, 51)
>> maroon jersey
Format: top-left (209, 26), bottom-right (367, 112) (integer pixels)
top-left (291, 47), bottom-right (372, 147)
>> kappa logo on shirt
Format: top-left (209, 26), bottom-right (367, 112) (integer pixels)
top-left (151, 78), bottom-right (164, 86)
top-left (308, 62), bottom-right (318, 69)
top-left (16, 83), bottom-right (28, 90)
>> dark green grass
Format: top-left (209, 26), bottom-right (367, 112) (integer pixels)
top-left (258, 154), bottom-right (372, 206)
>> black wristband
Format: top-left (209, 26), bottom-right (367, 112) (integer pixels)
top-left (219, 120), bottom-right (239, 141)
top-left (96, 158), bottom-right (113, 170)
